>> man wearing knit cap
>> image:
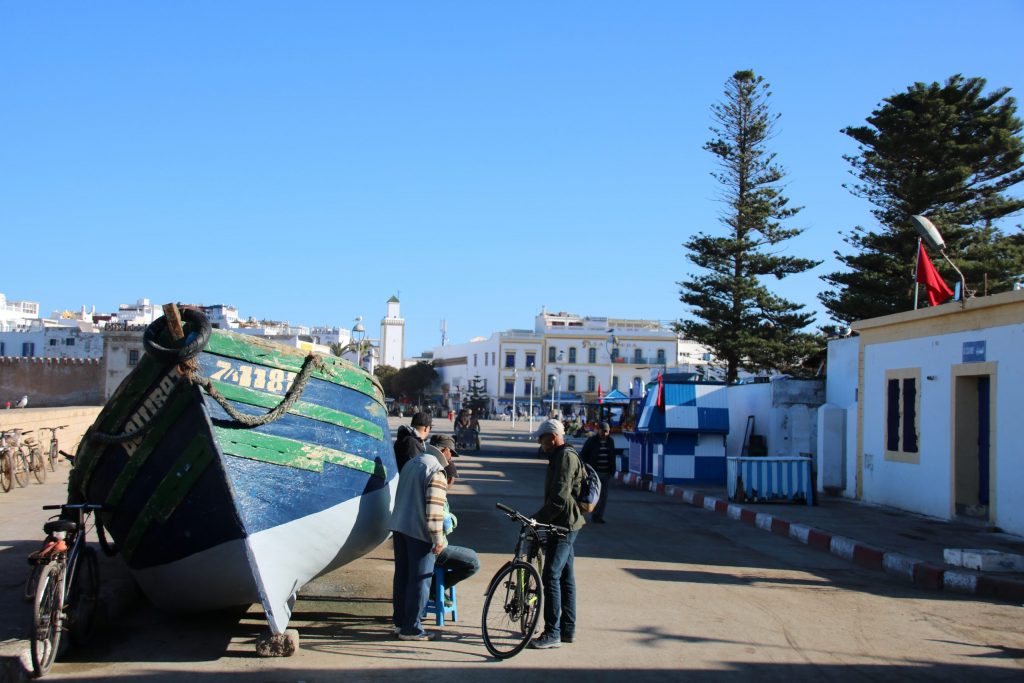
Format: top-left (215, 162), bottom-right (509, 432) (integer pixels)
top-left (529, 418), bottom-right (585, 650)
top-left (579, 422), bottom-right (615, 523)
top-left (394, 411), bottom-right (432, 472)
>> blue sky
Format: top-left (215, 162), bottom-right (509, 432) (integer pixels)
top-left (3, 2), bottom-right (1022, 356)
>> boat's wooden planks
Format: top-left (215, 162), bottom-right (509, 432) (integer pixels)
top-left (121, 433), bottom-right (216, 560)
top-left (206, 380), bottom-right (384, 441)
top-left (212, 426), bottom-right (386, 479)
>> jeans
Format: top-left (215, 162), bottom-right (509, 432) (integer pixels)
top-left (435, 544), bottom-right (480, 588)
top-left (541, 528), bottom-right (578, 639)
top-left (592, 472), bottom-right (612, 521)
top-left (392, 533), bottom-right (435, 636)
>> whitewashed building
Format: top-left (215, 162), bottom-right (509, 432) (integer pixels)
top-left (429, 308), bottom-right (713, 416)
top-left (380, 296), bottom-right (404, 369)
top-left (821, 289), bottom-right (1024, 536)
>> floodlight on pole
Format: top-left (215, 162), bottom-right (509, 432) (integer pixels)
top-left (911, 215), bottom-right (968, 307)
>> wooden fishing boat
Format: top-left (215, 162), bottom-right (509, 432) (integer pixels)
top-left (69, 309), bottom-right (396, 637)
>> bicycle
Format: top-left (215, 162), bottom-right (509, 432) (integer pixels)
top-left (28, 502), bottom-right (104, 677)
top-left (480, 503), bottom-right (567, 659)
top-left (1, 429), bottom-right (32, 489)
top-left (21, 429), bottom-right (47, 484)
top-left (37, 425), bottom-right (68, 472)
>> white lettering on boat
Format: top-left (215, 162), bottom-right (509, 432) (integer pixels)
top-left (124, 373), bottom-right (179, 457)
top-left (210, 360), bottom-right (295, 394)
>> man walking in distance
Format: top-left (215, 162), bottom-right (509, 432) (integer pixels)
top-left (529, 418), bottom-right (585, 649)
top-left (579, 421), bottom-right (615, 523)
top-left (394, 411), bottom-right (432, 472)
top-left (388, 447), bottom-right (448, 641)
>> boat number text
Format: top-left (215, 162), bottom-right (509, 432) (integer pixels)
top-left (210, 360), bottom-right (295, 394)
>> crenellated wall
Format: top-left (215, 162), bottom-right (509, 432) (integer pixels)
top-left (0, 405), bottom-right (102, 458)
top-left (0, 357), bottom-right (105, 407)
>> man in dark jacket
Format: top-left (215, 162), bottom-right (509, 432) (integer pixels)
top-left (394, 412), bottom-right (432, 472)
top-left (530, 418), bottom-right (585, 650)
top-left (579, 421), bottom-right (615, 523)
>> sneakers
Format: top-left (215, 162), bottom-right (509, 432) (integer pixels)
top-left (529, 633), bottom-right (562, 649)
top-left (398, 631), bottom-right (438, 641)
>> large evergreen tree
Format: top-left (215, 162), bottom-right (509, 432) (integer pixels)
top-left (821, 75), bottom-right (1024, 322)
top-left (676, 70), bottom-right (821, 384)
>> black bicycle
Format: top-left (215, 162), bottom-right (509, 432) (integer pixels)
top-left (28, 502), bottom-right (104, 677)
top-left (481, 503), bottom-right (567, 659)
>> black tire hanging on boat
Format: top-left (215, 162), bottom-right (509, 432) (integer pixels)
top-left (143, 309), bottom-right (212, 363)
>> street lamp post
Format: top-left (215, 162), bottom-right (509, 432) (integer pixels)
top-left (512, 367), bottom-right (518, 429)
top-left (604, 330), bottom-right (619, 393)
top-left (527, 363), bottom-right (535, 432)
top-left (352, 317), bottom-right (366, 371)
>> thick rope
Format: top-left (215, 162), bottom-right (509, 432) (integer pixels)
top-left (191, 353), bottom-right (324, 427)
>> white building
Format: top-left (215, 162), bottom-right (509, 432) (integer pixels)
top-left (429, 308), bottom-right (713, 416)
top-left (380, 296), bottom-right (404, 369)
top-left (0, 293), bottom-right (41, 332)
top-left (820, 289), bottom-right (1024, 536)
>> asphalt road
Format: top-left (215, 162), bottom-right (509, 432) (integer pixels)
top-left (4, 419), bottom-right (1023, 681)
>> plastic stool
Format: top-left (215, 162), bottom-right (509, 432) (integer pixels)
top-left (422, 566), bottom-right (457, 626)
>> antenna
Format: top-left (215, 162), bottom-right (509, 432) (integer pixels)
top-left (440, 319), bottom-right (448, 346)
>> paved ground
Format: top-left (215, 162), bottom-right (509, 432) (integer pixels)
top-left (1, 417), bottom-right (1023, 681)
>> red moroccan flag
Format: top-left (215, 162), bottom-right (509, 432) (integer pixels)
top-left (597, 383), bottom-right (603, 404)
top-left (916, 243), bottom-right (954, 306)
top-left (656, 372), bottom-right (665, 410)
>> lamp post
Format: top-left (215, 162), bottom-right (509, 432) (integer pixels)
top-left (553, 349), bottom-right (564, 418)
top-left (604, 329), bottom-right (619, 393)
top-left (527, 363), bottom-right (535, 432)
top-left (512, 367), bottom-right (518, 429)
top-left (351, 317), bottom-right (366, 370)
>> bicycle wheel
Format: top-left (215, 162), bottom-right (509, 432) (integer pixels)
top-left (1, 452), bottom-right (12, 492)
top-left (481, 560), bottom-right (542, 659)
top-left (14, 448), bottom-right (29, 488)
top-left (31, 561), bottom-right (64, 677)
top-left (67, 547), bottom-right (100, 645)
top-left (48, 440), bottom-right (58, 471)
top-left (31, 447), bottom-right (46, 484)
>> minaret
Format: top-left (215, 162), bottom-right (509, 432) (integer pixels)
top-left (380, 295), bottom-right (405, 369)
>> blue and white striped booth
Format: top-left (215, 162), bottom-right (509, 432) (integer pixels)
top-left (632, 376), bottom-right (729, 485)
top-left (727, 456), bottom-right (813, 505)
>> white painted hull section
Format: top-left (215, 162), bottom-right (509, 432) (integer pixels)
top-left (131, 477), bottom-right (397, 634)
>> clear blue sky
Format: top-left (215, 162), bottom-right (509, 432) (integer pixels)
top-left (3, 2), bottom-right (1022, 356)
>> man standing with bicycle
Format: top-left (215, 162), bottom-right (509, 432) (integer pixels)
top-left (530, 418), bottom-right (585, 649)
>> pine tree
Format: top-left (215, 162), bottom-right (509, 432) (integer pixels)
top-left (677, 70), bottom-right (821, 384)
top-left (821, 75), bottom-right (1024, 322)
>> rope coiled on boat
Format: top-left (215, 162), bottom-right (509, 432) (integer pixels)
top-left (190, 353), bottom-right (324, 427)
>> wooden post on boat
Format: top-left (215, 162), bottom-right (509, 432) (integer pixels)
top-left (162, 303), bottom-right (185, 341)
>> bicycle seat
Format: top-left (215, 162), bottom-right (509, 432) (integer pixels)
top-left (43, 519), bottom-right (78, 534)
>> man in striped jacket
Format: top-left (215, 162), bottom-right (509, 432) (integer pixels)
top-left (388, 448), bottom-right (448, 641)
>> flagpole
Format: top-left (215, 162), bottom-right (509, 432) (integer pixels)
top-left (913, 238), bottom-right (921, 310)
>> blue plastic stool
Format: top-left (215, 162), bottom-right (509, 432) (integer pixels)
top-left (422, 566), bottom-right (458, 626)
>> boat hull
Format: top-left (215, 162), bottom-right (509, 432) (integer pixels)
top-left (71, 329), bottom-right (396, 633)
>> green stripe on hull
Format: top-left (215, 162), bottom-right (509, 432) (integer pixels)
top-left (212, 426), bottom-right (386, 479)
top-left (205, 332), bottom-right (382, 402)
top-left (122, 434), bottom-right (215, 560)
top-left (207, 380), bottom-right (384, 441)
top-left (104, 386), bottom-right (195, 508)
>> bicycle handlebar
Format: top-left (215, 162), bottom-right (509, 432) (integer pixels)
top-left (495, 503), bottom-right (569, 535)
top-left (42, 503), bottom-right (108, 512)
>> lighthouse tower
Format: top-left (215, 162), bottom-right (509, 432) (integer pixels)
top-left (380, 295), bottom-right (405, 369)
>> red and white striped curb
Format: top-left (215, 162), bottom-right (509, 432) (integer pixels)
top-left (614, 472), bottom-right (1024, 603)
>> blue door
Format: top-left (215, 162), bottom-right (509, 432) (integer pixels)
top-left (977, 377), bottom-right (990, 506)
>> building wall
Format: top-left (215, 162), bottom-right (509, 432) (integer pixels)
top-left (854, 289), bottom-right (1024, 534)
top-left (0, 357), bottom-right (105, 407)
